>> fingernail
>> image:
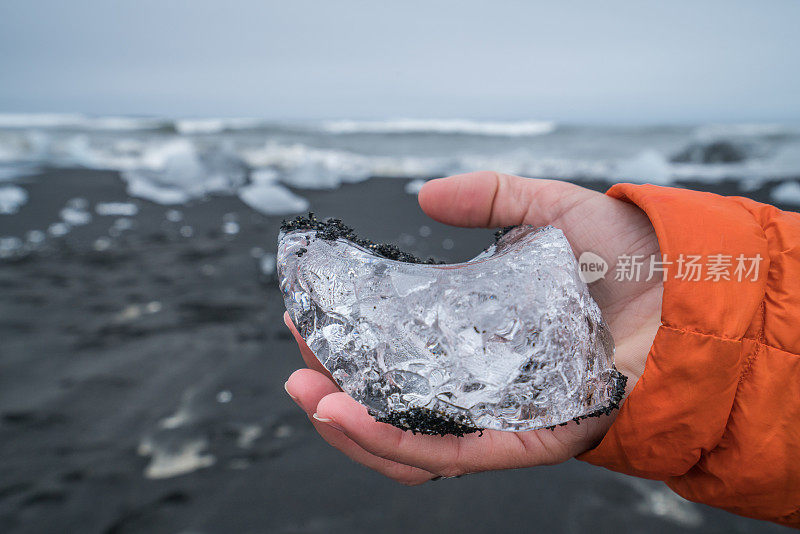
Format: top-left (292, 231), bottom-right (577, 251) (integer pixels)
top-left (284, 381), bottom-right (298, 401)
top-left (312, 413), bottom-right (345, 432)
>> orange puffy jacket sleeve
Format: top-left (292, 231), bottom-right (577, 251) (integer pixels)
top-left (577, 183), bottom-right (800, 527)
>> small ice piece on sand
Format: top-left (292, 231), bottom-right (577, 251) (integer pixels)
top-left (238, 182), bottom-right (309, 215)
top-left (66, 197), bottom-right (89, 210)
top-left (26, 230), bottom-right (45, 244)
top-left (166, 209), bottom-right (183, 222)
top-left (222, 221), bottom-right (240, 235)
top-left (772, 181), bottom-right (800, 206)
top-left (112, 218), bottom-right (134, 233)
top-left (237, 424), bottom-right (263, 448)
top-left (93, 237), bottom-right (112, 251)
top-left (60, 206), bottom-right (92, 226)
top-left (0, 237), bottom-right (23, 258)
top-left (278, 216), bottom-right (625, 436)
top-left (139, 437), bottom-right (216, 479)
top-left (404, 179), bottom-right (427, 195)
top-left (95, 202), bottom-right (139, 216)
top-left (0, 185), bottom-right (28, 214)
top-left (259, 253), bottom-right (277, 276)
top-left (48, 222), bottom-right (70, 237)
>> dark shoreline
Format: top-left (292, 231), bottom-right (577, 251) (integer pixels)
top-left (0, 169), bottom-right (794, 533)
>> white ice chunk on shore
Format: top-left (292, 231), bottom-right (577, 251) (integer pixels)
top-left (238, 183), bottom-right (309, 215)
top-left (404, 178), bottom-right (427, 195)
top-left (121, 139), bottom-right (249, 205)
top-left (277, 218), bottom-right (625, 435)
top-left (772, 180), bottom-right (800, 206)
top-left (0, 185), bottom-right (28, 214)
top-left (95, 201), bottom-right (139, 216)
top-left (138, 437), bottom-right (216, 479)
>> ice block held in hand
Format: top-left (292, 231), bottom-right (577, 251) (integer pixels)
top-left (277, 215), bottom-right (626, 436)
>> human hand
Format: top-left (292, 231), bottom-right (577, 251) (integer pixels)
top-left (284, 171), bottom-right (662, 484)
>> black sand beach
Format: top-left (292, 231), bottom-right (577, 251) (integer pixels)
top-left (0, 170), bottom-right (795, 533)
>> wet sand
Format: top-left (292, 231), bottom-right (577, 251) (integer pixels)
top-left (0, 169), bottom-right (794, 533)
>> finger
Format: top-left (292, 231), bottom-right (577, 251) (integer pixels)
top-left (285, 368), bottom-right (340, 412)
top-left (314, 392), bottom-right (551, 477)
top-left (418, 171), bottom-right (598, 229)
top-left (286, 369), bottom-right (435, 485)
top-left (284, 312), bottom-right (334, 380)
top-left (309, 418), bottom-right (436, 485)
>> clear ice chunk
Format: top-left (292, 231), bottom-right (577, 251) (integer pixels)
top-left (277, 217), bottom-right (625, 435)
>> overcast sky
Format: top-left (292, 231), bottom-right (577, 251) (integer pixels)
top-left (1, 0), bottom-right (798, 123)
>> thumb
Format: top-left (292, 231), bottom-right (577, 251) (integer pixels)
top-left (417, 171), bottom-right (594, 229)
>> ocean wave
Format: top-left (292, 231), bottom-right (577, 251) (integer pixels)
top-left (0, 113), bottom-right (173, 132)
top-left (693, 123), bottom-right (798, 141)
top-left (174, 118), bottom-right (267, 135)
top-left (0, 113), bottom-right (87, 129)
top-left (240, 141), bottom-right (449, 188)
top-left (0, 116), bottom-right (798, 218)
top-left (320, 118), bottom-right (557, 136)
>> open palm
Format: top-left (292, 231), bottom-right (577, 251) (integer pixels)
top-left (284, 171), bottom-right (662, 484)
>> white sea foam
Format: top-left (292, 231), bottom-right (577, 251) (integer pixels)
top-left (0, 113), bottom-right (170, 131)
top-left (243, 141), bottom-right (453, 189)
top-left (0, 185), bottom-right (28, 214)
top-left (614, 149), bottom-right (673, 184)
top-left (80, 116), bottom-right (171, 131)
top-left (0, 113), bottom-right (86, 129)
top-left (242, 142), bottom-right (374, 188)
top-left (175, 118), bottom-right (264, 135)
top-left (321, 118), bottom-right (557, 136)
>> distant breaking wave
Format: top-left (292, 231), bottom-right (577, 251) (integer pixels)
top-left (174, 118), bottom-right (268, 135)
top-left (320, 118), bottom-right (557, 136)
top-left (0, 113), bottom-right (174, 132)
top-left (0, 114), bottom-right (559, 138)
top-left (0, 113), bottom-right (799, 217)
